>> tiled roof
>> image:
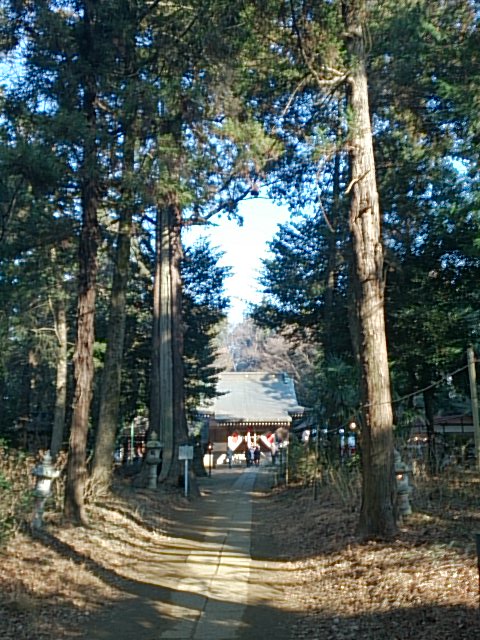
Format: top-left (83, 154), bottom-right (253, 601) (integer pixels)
top-left (199, 372), bottom-right (304, 423)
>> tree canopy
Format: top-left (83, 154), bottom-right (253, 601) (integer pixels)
top-left (1, 0), bottom-right (479, 537)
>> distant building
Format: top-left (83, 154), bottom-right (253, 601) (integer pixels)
top-left (198, 372), bottom-right (304, 459)
top-left (409, 414), bottom-right (474, 439)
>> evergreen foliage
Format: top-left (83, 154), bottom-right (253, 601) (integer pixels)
top-left (0, 0), bottom-right (478, 534)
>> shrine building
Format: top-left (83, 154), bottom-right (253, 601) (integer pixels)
top-left (198, 372), bottom-right (304, 460)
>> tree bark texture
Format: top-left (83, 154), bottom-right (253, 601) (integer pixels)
top-left (91, 108), bottom-right (137, 494)
top-left (64, 177), bottom-right (98, 525)
top-left (149, 192), bottom-right (191, 487)
top-left (155, 204), bottom-right (175, 483)
top-left (343, 0), bottom-right (396, 537)
top-left (150, 215), bottom-right (162, 447)
top-left (167, 195), bottom-right (192, 487)
top-left (50, 290), bottom-right (68, 459)
top-left (90, 189), bottom-right (133, 493)
top-left (64, 0), bottom-right (99, 525)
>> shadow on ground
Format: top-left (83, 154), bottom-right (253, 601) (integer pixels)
top-left (23, 467), bottom-right (480, 640)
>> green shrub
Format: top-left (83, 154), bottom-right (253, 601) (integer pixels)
top-left (286, 439), bottom-right (318, 485)
top-left (285, 439), bottom-right (361, 510)
top-left (0, 444), bottom-right (35, 543)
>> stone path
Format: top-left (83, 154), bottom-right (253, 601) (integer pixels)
top-left (83, 465), bottom-right (297, 640)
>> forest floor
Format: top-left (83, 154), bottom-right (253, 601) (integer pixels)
top-left (1, 464), bottom-right (480, 639)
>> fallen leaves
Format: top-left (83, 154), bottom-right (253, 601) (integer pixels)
top-left (1, 469), bottom-right (479, 639)
top-left (254, 472), bottom-right (480, 639)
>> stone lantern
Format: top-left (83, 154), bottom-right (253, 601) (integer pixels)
top-left (32, 451), bottom-right (60, 529)
top-left (146, 431), bottom-right (162, 489)
top-left (394, 449), bottom-right (412, 517)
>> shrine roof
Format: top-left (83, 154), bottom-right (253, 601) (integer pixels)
top-left (199, 372), bottom-right (304, 423)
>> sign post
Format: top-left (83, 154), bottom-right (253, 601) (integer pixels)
top-left (476, 533), bottom-right (480, 607)
top-left (207, 442), bottom-right (213, 476)
top-left (467, 347), bottom-right (480, 471)
top-left (178, 445), bottom-right (194, 497)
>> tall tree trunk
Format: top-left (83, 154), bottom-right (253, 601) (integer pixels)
top-left (343, 0), bottom-right (396, 538)
top-left (49, 290), bottom-right (68, 459)
top-left (150, 213), bottom-right (162, 446)
top-left (90, 185), bottom-right (133, 493)
top-left (154, 204), bottom-right (175, 482)
top-left (423, 386), bottom-right (436, 473)
top-left (149, 194), bottom-right (192, 488)
top-left (167, 195), bottom-right (192, 487)
top-left (64, 0), bottom-right (99, 525)
top-left (91, 110), bottom-right (137, 495)
top-left (64, 181), bottom-right (98, 524)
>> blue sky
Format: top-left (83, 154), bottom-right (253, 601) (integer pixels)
top-left (183, 198), bottom-right (291, 324)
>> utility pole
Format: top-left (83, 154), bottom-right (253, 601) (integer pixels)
top-left (467, 347), bottom-right (480, 471)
